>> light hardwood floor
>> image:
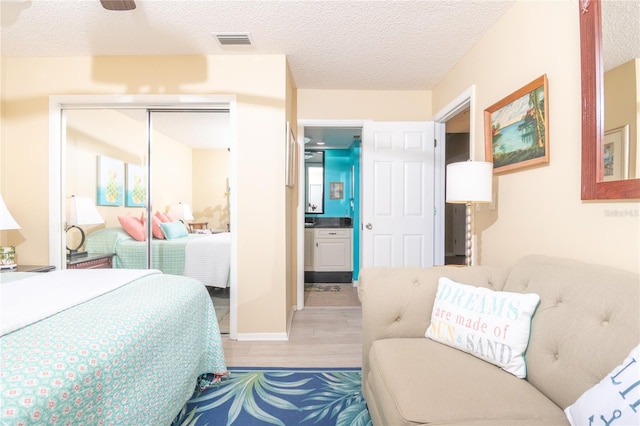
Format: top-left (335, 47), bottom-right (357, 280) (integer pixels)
top-left (221, 306), bottom-right (362, 368)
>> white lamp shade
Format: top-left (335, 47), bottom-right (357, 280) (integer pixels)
top-left (446, 161), bottom-right (493, 204)
top-left (168, 203), bottom-right (194, 221)
top-left (66, 196), bottom-right (105, 226)
top-left (0, 194), bottom-right (21, 230)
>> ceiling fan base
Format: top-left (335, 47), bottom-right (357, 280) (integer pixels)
top-left (100, 0), bottom-right (136, 11)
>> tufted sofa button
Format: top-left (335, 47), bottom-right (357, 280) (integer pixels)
top-left (602, 320), bottom-right (609, 326)
top-left (554, 353), bottom-right (559, 360)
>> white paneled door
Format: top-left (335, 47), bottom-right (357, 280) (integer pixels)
top-left (361, 121), bottom-right (435, 268)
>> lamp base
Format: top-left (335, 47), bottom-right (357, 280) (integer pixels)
top-left (0, 263), bottom-right (17, 270)
top-left (0, 245), bottom-right (17, 269)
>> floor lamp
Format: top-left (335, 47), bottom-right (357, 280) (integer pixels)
top-left (446, 161), bottom-right (493, 266)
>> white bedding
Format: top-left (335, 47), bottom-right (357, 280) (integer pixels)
top-left (0, 269), bottom-right (159, 336)
top-left (184, 232), bottom-right (231, 288)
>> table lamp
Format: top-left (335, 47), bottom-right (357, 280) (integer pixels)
top-left (168, 202), bottom-right (194, 222)
top-left (446, 161), bottom-right (493, 266)
top-left (0, 193), bottom-right (21, 269)
top-left (66, 195), bottom-right (105, 259)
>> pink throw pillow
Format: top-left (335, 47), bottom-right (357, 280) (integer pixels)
top-left (118, 215), bottom-right (146, 241)
top-left (141, 213), bottom-right (165, 239)
top-left (155, 211), bottom-right (170, 223)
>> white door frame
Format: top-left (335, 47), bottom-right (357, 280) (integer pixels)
top-left (295, 119), bottom-right (369, 310)
top-left (432, 85), bottom-right (476, 265)
top-left (49, 94), bottom-right (239, 339)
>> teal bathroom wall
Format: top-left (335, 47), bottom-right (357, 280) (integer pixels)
top-left (323, 150), bottom-right (352, 217)
top-left (350, 144), bottom-right (361, 280)
top-left (305, 147), bottom-right (361, 280)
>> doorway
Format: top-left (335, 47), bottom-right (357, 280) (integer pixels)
top-left (432, 87), bottom-right (474, 266)
top-left (443, 108), bottom-right (471, 265)
top-left (297, 119), bottom-right (442, 308)
top-left (301, 125), bottom-right (362, 306)
top-left (49, 94), bottom-right (239, 338)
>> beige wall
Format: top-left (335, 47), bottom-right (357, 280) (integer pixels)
top-left (65, 109), bottom-right (193, 234)
top-left (285, 63), bottom-right (298, 325)
top-left (192, 148), bottom-right (230, 230)
top-left (1, 54), bottom-right (291, 336)
top-left (298, 89), bottom-right (432, 120)
top-left (433, 1), bottom-right (639, 273)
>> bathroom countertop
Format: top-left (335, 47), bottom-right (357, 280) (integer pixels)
top-left (304, 217), bottom-right (353, 228)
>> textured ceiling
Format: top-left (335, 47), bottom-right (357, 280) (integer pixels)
top-left (601, 0), bottom-right (640, 72)
top-left (1, 0), bottom-right (517, 90)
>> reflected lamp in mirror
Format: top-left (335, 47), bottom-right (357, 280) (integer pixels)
top-left (0, 193), bottom-right (21, 269)
top-left (168, 203), bottom-right (194, 222)
top-left (66, 196), bottom-right (104, 260)
top-left (446, 161), bottom-right (493, 267)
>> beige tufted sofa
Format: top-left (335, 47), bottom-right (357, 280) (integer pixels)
top-left (358, 255), bottom-right (639, 425)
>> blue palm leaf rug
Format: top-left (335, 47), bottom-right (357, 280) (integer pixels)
top-left (174, 367), bottom-right (372, 426)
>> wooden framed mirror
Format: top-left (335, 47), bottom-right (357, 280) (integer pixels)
top-left (580, 0), bottom-right (640, 200)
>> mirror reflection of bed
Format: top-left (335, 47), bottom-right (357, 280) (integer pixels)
top-left (64, 109), bottom-right (232, 333)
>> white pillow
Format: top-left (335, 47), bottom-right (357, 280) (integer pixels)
top-left (425, 277), bottom-right (540, 378)
top-left (564, 344), bottom-right (640, 426)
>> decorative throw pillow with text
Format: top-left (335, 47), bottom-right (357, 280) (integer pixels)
top-left (425, 277), bottom-right (540, 378)
top-left (564, 344), bottom-right (640, 426)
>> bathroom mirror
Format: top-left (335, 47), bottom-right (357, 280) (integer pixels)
top-left (305, 151), bottom-right (324, 214)
top-left (580, 0), bottom-right (640, 199)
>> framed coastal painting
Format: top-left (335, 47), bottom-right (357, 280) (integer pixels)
top-left (329, 182), bottom-right (344, 199)
top-left (97, 155), bottom-right (124, 206)
top-left (602, 125), bottom-right (629, 182)
top-left (125, 163), bottom-right (147, 207)
top-left (484, 74), bottom-right (549, 174)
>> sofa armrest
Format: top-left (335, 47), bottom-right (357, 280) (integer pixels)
top-left (357, 265), bottom-right (508, 379)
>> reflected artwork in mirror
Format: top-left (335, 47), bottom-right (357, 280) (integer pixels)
top-left (580, 0), bottom-right (640, 199)
top-left (305, 151), bottom-right (324, 214)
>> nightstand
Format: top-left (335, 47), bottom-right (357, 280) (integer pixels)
top-left (188, 222), bottom-right (208, 233)
top-left (67, 253), bottom-right (115, 269)
top-left (0, 265), bottom-right (56, 273)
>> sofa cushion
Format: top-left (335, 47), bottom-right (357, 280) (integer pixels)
top-left (503, 256), bottom-right (640, 409)
top-left (366, 338), bottom-right (567, 425)
top-left (425, 277), bottom-right (540, 378)
top-left (564, 343), bottom-right (640, 426)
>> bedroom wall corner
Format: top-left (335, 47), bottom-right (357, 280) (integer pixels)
top-left (431, 1), bottom-right (640, 273)
top-left (3, 54), bottom-right (291, 336)
top-left (286, 60), bottom-right (298, 328)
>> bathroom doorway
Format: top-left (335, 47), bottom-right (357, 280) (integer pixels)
top-left (302, 126), bottom-right (361, 287)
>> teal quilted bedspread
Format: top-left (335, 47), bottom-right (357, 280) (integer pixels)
top-left (86, 227), bottom-right (198, 274)
top-left (0, 273), bottom-right (227, 425)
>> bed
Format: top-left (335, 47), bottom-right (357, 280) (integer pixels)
top-left (86, 227), bottom-right (231, 288)
top-left (0, 269), bottom-right (227, 425)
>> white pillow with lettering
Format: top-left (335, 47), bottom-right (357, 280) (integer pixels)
top-left (564, 344), bottom-right (640, 426)
top-left (425, 277), bottom-right (540, 378)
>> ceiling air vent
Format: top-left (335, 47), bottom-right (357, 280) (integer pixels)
top-left (213, 33), bottom-right (252, 46)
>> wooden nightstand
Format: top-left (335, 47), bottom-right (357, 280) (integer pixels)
top-left (0, 265), bottom-right (56, 273)
top-left (67, 253), bottom-right (115, 270)
top-left (188, 222), bottom-right (208, 233)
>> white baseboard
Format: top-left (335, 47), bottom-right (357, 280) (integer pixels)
top-left (235, 332), bottom-right (289, 341)
top-left (287, 305), bottom-right (296, 335)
